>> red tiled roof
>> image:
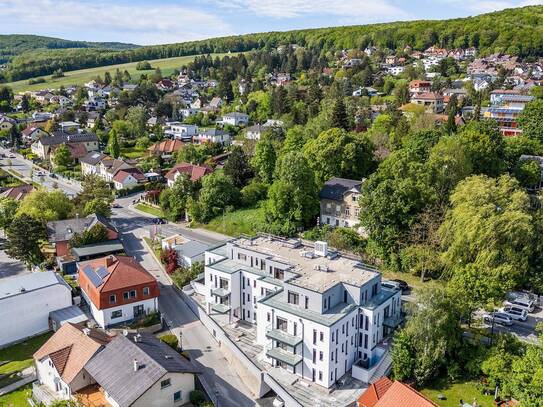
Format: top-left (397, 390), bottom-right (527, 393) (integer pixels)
top-left (412, 92), bottom-right (443, 101)
top-left (22, 126), bottom-right (41, 137)
top-left (165, 162), bottom-right (212, 182)
top-left (148, 139), bottom-right (184, 154)
top-left (0, 184), bottom-right (33, 201)
top-left (113, 167), bottom-right (146, 183)
top-left (359, 379), bottom-right (439, 407)
top-left (358, 377), bottom-right (393, 407)
top-left (49, 345), bottom-right (72, 376)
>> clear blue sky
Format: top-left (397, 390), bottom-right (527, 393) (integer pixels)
top-left (1, 0), bottom-right (542, 45)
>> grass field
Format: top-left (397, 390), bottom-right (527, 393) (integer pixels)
top-left (202, 206), bottom-right (265, 237)
top-left (135, 203), bottom-right (165, 218)
top-left (421, 378), bottom-right (495, 407)
top-left (121, 146), bottom-right (147, 160)
top-left (0, 383), bottom-right (32, 406)
top-left (0, 333), bottom-right (52, 388)
top-left (4, 54), bottom-right (226, 93)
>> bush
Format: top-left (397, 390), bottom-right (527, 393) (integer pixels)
top-left (160, 334), bottom-right (178, 350)
top-left (136, 61), bottom-right (152, 70)
top-left (189, 390), bottom-right (206, 406)
top-left (241, 180), bottom-right (268, 207)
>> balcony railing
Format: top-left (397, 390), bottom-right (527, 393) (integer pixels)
top-left (211, 287), bottom-right (230, 298)
top-left (265, 344), bottom-right (303, 367)
top-left (265, 325), bottom-right (302, 347)
top-left (211, 302), bottom-right (231, 313)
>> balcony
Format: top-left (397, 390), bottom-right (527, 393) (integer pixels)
top-left (352, 344), bottom-right (391, 384)
top-left (383, 314), bottom-right (403, 329)
top-left (266, 326), bottom-right (302, 347)
top-left (266, 346), bottom-right (303, 367)
top-left (211, 287), bottom-right (230, 298)
top-left (211, 303), bottom-right (231, 313)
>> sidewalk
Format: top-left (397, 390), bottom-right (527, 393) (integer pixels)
top-left (0, 367), bottom-right (36, 396)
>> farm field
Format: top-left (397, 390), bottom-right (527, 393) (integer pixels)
top-left (4, 54), bottom-right (226, 93)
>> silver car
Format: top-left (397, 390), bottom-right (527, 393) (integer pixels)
top-left (483, 312), bottom-right (513, 326)
top-left (500, 305), bottom-right (528, 322)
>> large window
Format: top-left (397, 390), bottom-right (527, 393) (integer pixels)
top-left (111, 310), bottom-right (122, 319)
top-left (287, 291), bottom-right (299, 305)
top-left (273, 267), bottom-right (284, 280)
top-left (276, 317), bottom-right (288, 332)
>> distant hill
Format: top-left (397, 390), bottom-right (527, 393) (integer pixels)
top-left (1, 5), bottom-right (543, 83)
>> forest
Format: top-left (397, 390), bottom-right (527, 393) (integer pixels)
top-left (2, 5), bottom-right (543, 82)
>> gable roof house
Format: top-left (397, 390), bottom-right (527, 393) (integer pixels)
top-left (85, 332), bottom-right (200, 407)
top-left (0, 115), bottom-right (16, 131)
top-left (80, 152), bottom-right (144, 190)
top-left (78, 255), bottom-right (159, 328)
top-left (319, 177), bottom-right (364, 229)
top-left (165, 162), bottom-right (213, 187)
top-left (31, 131), bottom-right (99, 161)
top-left (357, 377), bottom-right (438, 407)
top-left (147, 139), bottom-right (184, 158)
top-left (112, 167), bottom-right (147, 190)
top-left (0, 271), bottom-right (73, 347)
top-left (196, 128), bottom-right (231, 145)
top-left (21, 126), bottom-right (48, 142)
top-left (33, 323), bottom-right (112, 404)
top-left (220, 112), bottom-right (249, 126)
top-left (0, 184), bottom-right (34, 201)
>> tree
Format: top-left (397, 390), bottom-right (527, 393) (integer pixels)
top-left (223, 146), bottom-right (253, 188)
top-left (251, 137), bottom-right (277, 184)
top-left (264, 151), bottom-right (319, 235)
top-left (126, 106), bottom-right (148, 138)
top-left (106, 129), bottom-right (120, 158)
top-left (168, 173), bottom-right (194, 220)
top-left (77, 175), bottom-right (113, 214)
top-left (0, 197), bottom-right (19, 229)
top-left (136, 61), bottom-right (152, 70)
top-left (330, 98), bottom-right (349, 130)
top-left (17, 190), bottom-right (74, 221)
top-left (53, 143), bottom-right (72, 169)
top-left (0, 86), bottom-right (13, 112)
top-left (70, 223), bottom-right (108, 247)
top-left (518, 99), bottom-right (543, 142)
top-left (188, 173), bottom-right (240, 223)
top-left (514, 159), bottom-right (541, 188)
top-left (20, 94), bottom-right (30, 112)
top-left (5, 214), bottom-right (46, 266)
top-left (303, 128), bottom-right (375, 186)
top-left (83, 199), bottom-right (112, 218)
top-left (439, 175), bottom-right (535, 305)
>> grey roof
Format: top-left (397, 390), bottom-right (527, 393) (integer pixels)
top-left (39, 131), bottom-right (98, 146)
top-left (174, 240), bottom-right (209, 259)
top-left (85, 333), bottom-right (200, 407)
top-left (46, 214), bottom-right (116, 243)
top-left (0, 271), bottom-right (68, 300)
top-left (199, 128), bottom-right (227, 136)
top-left (319, 177), bottom-right (363, 201)
top-left (80, 151), bottom-right (107, 165)
top-left (72, 240), bottom-right (124, 258)
top-left (49, 305), bottom-right (88, 326)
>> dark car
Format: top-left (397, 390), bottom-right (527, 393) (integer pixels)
top-left (49, 173), bottom-right (57, 179)
top-left (391, 279), bottom-right (410, 293)
top-left (155, 218), bottom-right (166, 225)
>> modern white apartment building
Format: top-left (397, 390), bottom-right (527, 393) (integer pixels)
top-left (202, 235), bottom-right (402, 390)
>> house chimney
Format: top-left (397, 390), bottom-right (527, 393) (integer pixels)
top-left (133, 359), bottom-right (139, 372)
top-left (105, 255), bottom-right (116, 267)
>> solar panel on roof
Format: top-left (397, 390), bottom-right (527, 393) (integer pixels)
top-left (96, 266), bottom-right (109, 279)
top-left (83, 265), bottom-right (108, 287)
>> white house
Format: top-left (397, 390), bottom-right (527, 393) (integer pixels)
top-left (196, 128), bottom-right (231, 145)
top-left (33, 323), bottom-right (112, 404)
top-left (202, 236), bottom-right (402, 389)
top-left (0, 272), bottom-right (72, 347)
top-left (165, 122), bottom-right (198, 141)
top-left (220, 112), bottom-right (249, 126)
top-left (85, 332), bottom-right (201, 407)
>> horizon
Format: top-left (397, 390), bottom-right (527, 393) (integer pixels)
top-left (1, 0), bottom-right (543, 46)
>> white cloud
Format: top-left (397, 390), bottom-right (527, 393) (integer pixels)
top-left (210, 0), bottom-right (411, 21)
top-left (0, 0), bottom-right (233, 44)
top-left (434, 0), bottom-right (543, 14)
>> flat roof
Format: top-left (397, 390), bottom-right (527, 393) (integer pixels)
top-left (230, 237), bottom-right (379, 293)
top-left (72, 240), bottom-right (124, 257)
top-left (0, 271), bottom-right (67, 300)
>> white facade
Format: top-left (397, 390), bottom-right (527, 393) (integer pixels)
top-left (81, 290), bottom-right (158, 328)
top-left (0, 272), bottom-right (72, 347)
top-left (201, 237), bottom-right (402, 389)
top-left (221, 112), bottom-right (249, 126)
top-left (36, 357), bottom-right (94, 400)
top-left (165, 123), bottom-right (198, 140)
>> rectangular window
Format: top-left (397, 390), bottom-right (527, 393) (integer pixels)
top-left (143, 287), bottom-right (150, 296)
top-left (247, 293), bottom-right (250, 301)
top-left (320, 332), bottom-right (324, 342)
top-left (161, 379), bottom-right (171, 389)
top-left (173, 391), bottom-right (181, 402)
top-left (109, 294), bottom-right (116, 304)
top-left (293, 322), bottom-right (297, 336)
top-left (123, 291), bottom-right (129, 300)
top-left (111, 310), bottom-right (122, 319)
top-left (331, 332), bottom-right (335, 342)
top-left (319, 351), bottom-right (323, 361)
top-left (319, 371), bottom-right (323, 381)
top-left (238, 253), bottom-right (247, 261)
top-left (313, 329), bottom-right (317, 344)
top-left (288, 291), bottom-right (299, 305)
top-left (267, 312), bottom-right (271, 322)
top-left (242, 277), bottom-right (245, 289)
top-left (130, 290), bottom-right (136, 298)
top-left (305, 297), bottom-right (309, 309)
top-left (253, 280), bottom-right (256, 288)
top-left (312, 349), bottom-right (316, 364)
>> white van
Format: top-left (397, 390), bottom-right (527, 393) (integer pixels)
top-left (500, 305), bottom-right (528, 322)
top-left (504, 297), bottom-right (535, 313)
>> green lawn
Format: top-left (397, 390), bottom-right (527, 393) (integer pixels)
top-left (0, 333), bottom-right (52, 388)
top-left (121, 146), bottom-right (147, 160)
top-left (0, 383), bottom-right (32, 407)
top-left (421, 378), bottom-right (495, 407)
top-left (135, 203), bottom-right (164, 218)
top-left (4, 53), bottom-right (227, 93)
top-left (143, 236), bottom-right (162, 259)
top-left (202, 206), bottom-right (264, 237)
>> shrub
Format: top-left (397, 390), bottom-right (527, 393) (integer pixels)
top-left (189, 390), bottom-right (206, 406)
top-left (160, 334), bottom-right (178, 350)
top-left (160, 249), bottom-right (178, 275)
top-left (241, 180), bottom-right (268, 207)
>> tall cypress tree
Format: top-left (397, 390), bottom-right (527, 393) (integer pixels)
top-left (331, 98), bottom-right (349, 130)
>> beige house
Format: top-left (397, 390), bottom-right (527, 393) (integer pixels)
top-left (410, 92), bottom-right (444, 113)
top-left (31, 131), bottom-right (99, 160)
top-left (319, 177), bottom-right (364, 228)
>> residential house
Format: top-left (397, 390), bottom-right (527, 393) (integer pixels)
top-left (162, 235), bottom-right (209, 267)
top-left (164, 122), bottom-right (198, 141)
top-left (33, 323), bottom-right (112, 404)
top-left (84, 97), bottom-right (107, 111)
top-left (85, 331), bottom-right (200, 407)
top-left (165, 162), bottom-right (212, 187)
top-left (58, 121), bottom-right (80, 133)
top-left (357, 377), bottom-right (438, 407)
top-left (31, 132), bottom-right (99, 160)
top-left (208, 97), bottom-right (223, 110)
top-left (220, 112), bottom-right (249, 126)
top-left (352, 87), bottom-right (378, 97)
top-left (482, 90), bottom-right (534, 136)
top-left (112, 167), bottom-right (147, 190)
top-left (179, 107), bottom-right (199, 119)
top-left (245, 124), bottom-right (266, 140)
top-left (78, 255), bottom-right (159, 328)
top-left (203, 235), bottom-right (402, 389)
top-left (410, 93), bottom-right (444, 113)
top-left (34, 90), bottom-right (55, 104)
top-left (319, 177), bottom-right (364, 228)
top-left (196, 128), bottom-right (231, 145)
top-left (50, 95), bottom-right (73, 108)
top-left (157, 79), bottom-right (175, 92)
top-left (0, 115), bottom-right (15, 132)
top-left (0, 184), bottom-right (34, 201)
top-left (387, 66), bottom-right (405, 76)
top-left (409, 80), bottom-right (432, 95)
top-left (22, 126), bottom-right (48, 142)
top-left (0, 272), bottom-right (72, 347)
top-left (147, 139), bottom-right (184, 158)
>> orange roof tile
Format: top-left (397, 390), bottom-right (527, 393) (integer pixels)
top-left (358, 377), bottom-right (393, 407)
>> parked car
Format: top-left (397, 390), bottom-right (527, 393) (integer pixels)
top-left (391, 279), bottom-right (410, 292)
top-left (35, 170), bottom-right (46, 176)
top-left (483, 312), bottom-right (514, 326)
top-left (49, 173), bottom-right (57, 179)
top-left (155, 218), bottom-right (167, 225)
top-left (500, 305), bottom-right (528, 322)
top-left (112, 203), bottom-right (122, 208)
top-left (381, 280), bottom-right (401, 291)
top-left (504, 297), bottom-right (535, 313)
top-left (7, 153), bottom-right (15, 158)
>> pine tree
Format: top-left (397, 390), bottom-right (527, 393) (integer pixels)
top-left (107, 129), bottom-right (120, 158)
top-left (330, 98), bottom-right (349, 130)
